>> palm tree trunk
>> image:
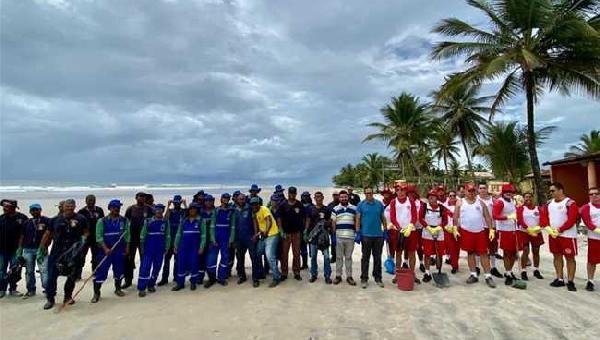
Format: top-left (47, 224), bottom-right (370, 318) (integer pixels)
top-left (525, 72), bottom-right (545, 204)
top-left (460, 137), bottom-right (473, 172)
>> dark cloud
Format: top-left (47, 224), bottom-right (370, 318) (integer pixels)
top-left (0, 0), bottom-right (594, 185)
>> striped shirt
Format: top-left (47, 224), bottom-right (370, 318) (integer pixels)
top-left (332, 204), bottom-right (357, 239)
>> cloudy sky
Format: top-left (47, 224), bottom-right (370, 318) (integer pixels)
top-left (0, 0), bottom-right (596, 186)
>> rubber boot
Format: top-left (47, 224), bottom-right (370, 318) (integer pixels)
top-left (91, 283), bottom-right (101, 303)
top-left (114, 279), bottom-right (125, 297)
top-left (43, 297), bottom-right (55, 310)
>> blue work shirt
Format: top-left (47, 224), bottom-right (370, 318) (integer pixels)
top-left (357, 199), bottom-right (385, 237)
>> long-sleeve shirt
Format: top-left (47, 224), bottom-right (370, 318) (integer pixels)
top-left (580, 203), bottom-right (600, 230)
top-left (419, 203), bottom-right (448, 227)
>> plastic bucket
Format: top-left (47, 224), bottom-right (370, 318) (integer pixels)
top-left (396, 268), bottom-right (415, 291)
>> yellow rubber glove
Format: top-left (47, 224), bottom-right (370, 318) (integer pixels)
top-left (507, 213), bottom-right (517, 221)
top-left (432, 226), bottom-right (442, 236)
top-left (488, 228), bottom-right (496, 241)
top-left (527, 225), bottom-right (541, 236)
top-left (445, 225), bottom-right (454, 233)
top-left (426, 226), bottom-right (435, 236)
top-left (453, 228), bottom-right (461, 239)
top-left (401, 224), bottom-right (413, 238)
top-left (593, 228), bottom-right (600, 235)
top-left (545, 226), bottom-right (559, 238)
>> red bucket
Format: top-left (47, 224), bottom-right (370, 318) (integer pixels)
top-left (396, 268), bottom-right (415, 291)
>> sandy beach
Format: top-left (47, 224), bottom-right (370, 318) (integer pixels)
top-left (1, 187), bottom-right (599, 339)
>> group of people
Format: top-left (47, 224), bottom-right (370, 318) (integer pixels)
top-left (0, 181), bottom-right (599, 311)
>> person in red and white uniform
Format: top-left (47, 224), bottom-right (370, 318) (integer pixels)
top-left (443, 190), bottom-right (460, 274)
top-left (419, 190), bottom-right (449, 283)
top-left (454, 183), bottom-right (496, 288)
top-left (580, 187), bottom-right (600, 291)
top-left (407, 185), bottom-right (426, 273)
top-left (477, 182), bottom-right (502, 278)
top-left (516, 192), bottom-right (545, 280)
top-left (492, 183), bottom-right (522, 286)
top-left (437, 185), bottom-right (448, 206)
top-left (387, 183), bottom-right (419, 283)
top-left (545, 182), bottom-right (579, 291)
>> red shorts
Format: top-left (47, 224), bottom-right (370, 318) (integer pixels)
top-left (519, 232), bottom-right (544, 248)
top-left (389, 229), bottom-right (399, 253)
top-left (498, 230), bottom-right (522, 252)
top-left (403, 230), bottom-right (421, 252)
top-left (549, 236), bottom-right (578, 258)
top-left (588, 238), bottom-right (600, 265)
top-left (459, 228), bottom-right (488, 255)
top-left (422, 239), bottom-right (446, 257)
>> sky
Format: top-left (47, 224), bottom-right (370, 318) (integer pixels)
top-left (0, 0), bottom-right (596, 186)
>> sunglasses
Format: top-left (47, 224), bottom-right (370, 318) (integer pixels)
top-left (590, 192), bottom-right (600, 196)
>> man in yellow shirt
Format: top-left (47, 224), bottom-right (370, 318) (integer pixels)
top-left (251, 197), bottom-right (281, 287)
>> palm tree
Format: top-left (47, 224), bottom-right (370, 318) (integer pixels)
top-left (431, 123), bottom-right (461, 174)
top-left (431, 0), bottom-right (600, 203)
top-left (361, 152), bottom-right (386, 189)
top-left (564, 130), bottom-right (600, 157)
top-left (363, 92), bottom-right (433, 177)
top-left (431, 83), bottom-right (491, 172)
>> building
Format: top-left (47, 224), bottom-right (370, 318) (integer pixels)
top-left (543, 151), bottom-right (600, 205)
top-left (518, 170), bottom-right (551, 195)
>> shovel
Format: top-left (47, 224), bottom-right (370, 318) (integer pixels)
top-left (511, 223), bottom-right (527, 290)
top-left (431, 233), bottom-right (450, 288)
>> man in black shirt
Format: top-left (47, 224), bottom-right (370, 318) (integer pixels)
top-left (123, 192), bottom-right (153, 288)
top-left (39, 199), bottom-right (88, 309)
top-left (305, 192), bottom-right (333, 283)
top-left (348, 187), bottom-right (361, 206)
top-left (76, 194), bottom-right (105, 279)
top-left (277, 187), bottom-right (305, 281)
top-left (0, 199), bottom-right (28, 298)
top-left (20, 203), bottom-right (51, 298)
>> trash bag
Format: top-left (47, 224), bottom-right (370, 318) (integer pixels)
top-left (55, 241), bottom-right (85, 278)
top-left (307, 221), bottom-right (330, 251)
top-left (384, 256), bottom-right (395, 275)
top-left (7, 256), bottom-right (26, 285)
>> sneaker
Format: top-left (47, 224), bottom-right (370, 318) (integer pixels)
top-left (585, 281), bottom-right (595, 292)
top-left (157, 279), bottom-right (168, 287)
top-left (237, 277), bottom-right (247, 285)
top-left (347, 277), bottom-right (357, 286)
top-left (218, 280), bottom-right (228, 286)
top-left (253, 280), bottom-right (260, 288)
top-left (114, 289), bottom-right (125, 297)
top-left (300, 264), bottom-right (309, 270)
top-left (466, 275), bottom-right (479, 284)
top-left (401, 262), bottom-right (409, 269)
top-left (495, 253), bottom-right (503, 260)
top-left (375, 281), bottom-right (384, 288)
top-left (566, 281), bottom-right (576, 292)
top-left (333, 276), bottom-right (342, 285)
top-left (121, 280), bottom-right (132, 290)
top-left (361, 281), bottom-right (368, 289)
top-left (294, 274), bottom-right (302, 281)
top-left (475, 267), bottom-right (481, 276)
top-left (63, 296), bottom-right (75, 305)
top-left (485, 277), bottom-right (496, 288)
top-left (204, 280), bottom-right (216, 289)
top-left (533, 270), bottom-right (544, 279)
top-left (43, 299), bottom-right (55, 310)
top-left (268, 280), bottom-right (279, 288)
top-left (22, 291), bottom-right (36, 299)
top-left (504, 274), bottom-right (513, 286)
top-left (419, 263), bottom-right (426, 273)
top-left (309, 276), bottom-right (317, 283)
top-left (451, 268), bottom-right (458, 274)
top-left (325, 278), bottom-right (332, 285)
top-left (148, 286), bottom-right (156, 293)
top-left (280, 275), bottom-right (288, 282)
top-left (91, 293), bottom-right (100, 303)
top-left (190, 283), bottom-right (197, 291)
top-left (444, 258), bottom-right (451, 265)
top-left (422, 274), bottom-right (432, 283)
top-left (490, 267), bottom-right (503, 278)
top-left (9, 290), bottom-right (23, 297)
top-left (392, 277), bottom-right (397, 284)
top-left (550, 279), bottom-right (565, 287)
top-left (171, 285), bottom-right (184, 291)
top-left (414, 278), bottom-right (421, 284)
top-left (138, 291), bottom-right (146, 297)
top-left (521, 272), bottom-right (529, 281)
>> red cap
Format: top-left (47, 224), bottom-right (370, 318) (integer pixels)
top-left (501, 183), bottom-right (516, 194)
top-left (464, 183), bottom-right (476, 191)
top-left (427, 189), bottom-right (438, 198)
top-left (397, 182), bottom-right (409, 190)
top-left (436, 185), bottom-right (446, 193)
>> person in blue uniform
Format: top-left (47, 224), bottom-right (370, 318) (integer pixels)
top-left (234, 193), bottom-right (262, 287)
top-left (20, 203), bottom-right (51, 298)
top-left (205, 193), bottom-right (236, 287)
top-left (137, 204), bottom-right (170, 297)
top-left (91, 199), bottom-right (130, 303)
top-left (172, 202), bottom-right (206, 291)
top-left (158, 195), bottom-right (186, 286)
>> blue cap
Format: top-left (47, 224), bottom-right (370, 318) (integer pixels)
top-left (301, 191), bottom-right (310, 197)
top-left (233, 190), bottom-right (241, 196)
top-left (249, 184), bottom-right (261, 193)
top-left (29, 203), bottom-right (42, 210)
top-left (189, 202), bottom-right (202, 210)
top-left (249, 197), bottom-right (261, 205)
top-left (173, 195), bottom-right (182, 203)
top-left (108, 199), bottom-right (123, 208)
top-left (221, 193), bottom-right (231, 199)
top-left (205, 195), bottom-right (215, 201)
top-left (153, 204), bottom-right (166, 212)
top-left (275, 184), bottom-right (284, 192)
